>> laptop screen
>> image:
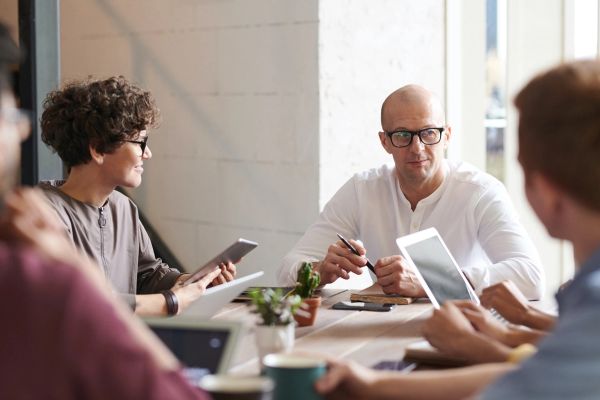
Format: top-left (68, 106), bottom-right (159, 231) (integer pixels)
top-left (404, 236), bottom-right (472, 304)
top-left (151, 326), bottom-right (230, 372)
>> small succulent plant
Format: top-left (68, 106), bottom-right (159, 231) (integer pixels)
top-left (248, 287), bottom-right (302, 326)
top-left (290, 261), bottom-right (321, 299)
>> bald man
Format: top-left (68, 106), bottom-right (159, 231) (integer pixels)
top-left (278, 85), bottom-right (544, 299)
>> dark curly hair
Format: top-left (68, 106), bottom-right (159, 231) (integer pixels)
top-left (41, 76), bottom-right (159, 168)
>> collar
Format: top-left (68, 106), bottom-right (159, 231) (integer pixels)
top-left (556, 246), bottom-right (600, 308)
top-left (395, 160), bottom-right (450, 208)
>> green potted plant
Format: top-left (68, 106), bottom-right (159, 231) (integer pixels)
top-left (249, 288), bottom-right (302, 361)
top-left (289, 261), bottom-right (322, 327)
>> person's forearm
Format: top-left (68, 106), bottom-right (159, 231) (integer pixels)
top-left (369, 363), bottom-right (514, 400)
top-left (62, 250), bottom-right (179, 369)
top-left (462, 333), bottom-right (512, 364)
top-left (433, 332), bottom-right (512, 364)
top-left (505, 326), bottom-right (547, 347)
top-left (135, 294), bottom-right (168, 316)
top-left (523, 306), bottom-right (556, 331)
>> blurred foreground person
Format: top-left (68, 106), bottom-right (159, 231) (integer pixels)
top-left (0, 23), bottom-right (208, 400)
top-left (316, 59), bottom-right (600, 399)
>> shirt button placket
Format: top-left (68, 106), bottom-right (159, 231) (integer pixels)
top-left (411, 206), bottom-right (423, 233)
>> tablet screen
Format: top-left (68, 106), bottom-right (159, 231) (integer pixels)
top-left (184, 238), bottom-right (258, 286)
top-left (404, 236), bottom-right (472, 304)
top-left (151, 326), bottom-right (231, 373)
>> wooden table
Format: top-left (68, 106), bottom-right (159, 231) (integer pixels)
top-left (212, 288), bottom-right (434, 375)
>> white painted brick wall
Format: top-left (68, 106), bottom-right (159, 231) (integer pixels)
top-left (319, 0), bottom-right (445, 207)
top-left (1, 0), bottom-right (448, 285)
top-left (59, 0), bottom-right (320, 286)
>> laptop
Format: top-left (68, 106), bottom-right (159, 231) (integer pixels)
top-left (146, 317), bottom-right (242, 384)
top-left (181, 271), bottom-right (265, 318)
top-left (395, 227), bottom-right (479, 308)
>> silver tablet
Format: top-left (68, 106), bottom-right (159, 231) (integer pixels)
top-left (396, 228), bottom-right (479, 308)
top-left (182, 238), bottom-right (258, 286)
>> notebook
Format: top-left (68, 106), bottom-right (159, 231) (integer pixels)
top-left (350, 283), bottom-right (413, 305)
top-left (403, 339), bottom-right (470, 367)
top-left (181, 271), bottom-right (265, 318)
top-left (145, 317), bottom-right (243, 383)
top-left (395, 228), bottom-right (479, 308)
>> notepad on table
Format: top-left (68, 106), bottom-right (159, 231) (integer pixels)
top-left (403, 340), bottom-right (470, 367)
top-left (349, 283), bottom-right (414, 305)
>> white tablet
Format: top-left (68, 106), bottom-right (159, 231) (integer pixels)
top-left (395, 228), bottom-right (479, 308)
top-left (181, 271), bottom-right (265, 318)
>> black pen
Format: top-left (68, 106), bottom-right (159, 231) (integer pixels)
top-left (336, 233), bottom-right (376, 274)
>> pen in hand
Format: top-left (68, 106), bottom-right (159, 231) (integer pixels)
top-left (336, 233), bottom-right (376, 274)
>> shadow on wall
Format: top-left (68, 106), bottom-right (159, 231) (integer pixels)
top-left (95, 0), bottom-right (284, 205)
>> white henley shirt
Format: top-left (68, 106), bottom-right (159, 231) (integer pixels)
top-left (278, 160), bottom-right (544, 299)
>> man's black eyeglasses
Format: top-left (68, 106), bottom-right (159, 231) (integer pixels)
top-left (124, 136), bottom-right (149, 154)
top-left (385, 127), bottom-right (444, 148)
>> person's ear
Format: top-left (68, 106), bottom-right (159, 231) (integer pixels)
top-left (532, 173), bottom-right (560, 206)
top-left (442, 125), bottom-right (452, 151)
top-left (379, 131), bottom-right (392, 154)
top-left (525, 171), bottom-right (565, 235)
top-left (89, 145), bottom-right (104, 165)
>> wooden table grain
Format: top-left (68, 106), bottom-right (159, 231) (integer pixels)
top-left (212, 288), bottom-right (434, 375)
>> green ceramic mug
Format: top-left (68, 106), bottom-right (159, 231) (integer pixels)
top-left (263, 353), bottom-right (326, 400)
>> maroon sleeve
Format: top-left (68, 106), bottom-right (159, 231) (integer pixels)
top-left (0, 244), bottom-right (210, 400)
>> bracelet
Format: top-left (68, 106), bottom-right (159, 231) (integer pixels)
top-left (506, 343), bottom-right (537, 364)
top-left (161, 290), bottom-right (179, 316)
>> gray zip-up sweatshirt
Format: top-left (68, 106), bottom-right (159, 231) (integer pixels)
top-left (39, 181), bottom-right (181, 309)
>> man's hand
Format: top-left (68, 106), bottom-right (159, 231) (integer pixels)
top-left (313, 239), bottom-right (368, 285)
top-left (479, 281), bottom-right (530, 325)
top-left (422, 301), bottom-right (511, 364)
top-left (373, 255), bottom-right (426, 297)
top-left (315, 359), bottom-right (378, 400)
top-left (452, 300), bottom-right (511, 345)
top-left (481, 281), bottom-right (556, 331)
top-left (171, 268), bottom-right (222, 312)
top-left (422, 302), bottom-right (477, 353)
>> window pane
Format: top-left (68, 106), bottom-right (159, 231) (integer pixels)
top-left (485, 0), bottom-right (507, 181)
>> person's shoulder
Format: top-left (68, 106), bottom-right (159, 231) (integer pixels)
top-left (109, 189), bottom-right (139, 212)
top-left (352, 163), bottom-right (395, 183)
top-left (447, 160), bottom-right (505, 192)
top-left (38, 180), bottom-right (67, 203)
top-left (576, 266), bottom-right (600, 304)
top-left (0, 242), bottom-right (74, 294)
top-left (558, 262), bottom-right (600, 314)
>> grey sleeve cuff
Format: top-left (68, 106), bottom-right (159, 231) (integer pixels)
top-left (159, 270), bottom-right (182, 291)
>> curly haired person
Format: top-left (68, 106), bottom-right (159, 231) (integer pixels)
top-left (39, 76), bottom-right (236, 316)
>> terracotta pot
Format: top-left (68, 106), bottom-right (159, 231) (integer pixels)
top-left (294, 296), bottom-right (322, 327)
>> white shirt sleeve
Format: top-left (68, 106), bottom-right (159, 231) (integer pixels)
top-left (277, 177), bottom-right (361, 286)
top-left (462, 183), bottom-right (545, 299)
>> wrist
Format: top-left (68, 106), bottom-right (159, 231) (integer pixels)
top-left (524, 307), bottom-right (556, 331)
top-left (310, 261), bottom-right (327, 286)
top-left (503, 327), bottom-right (525, 347)
top-left (522, 306), bottom-right (541, 328)
top-left (467, 333), bottom-right (512, 364)
top-left (161, 290), bottom-right (179, 316)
